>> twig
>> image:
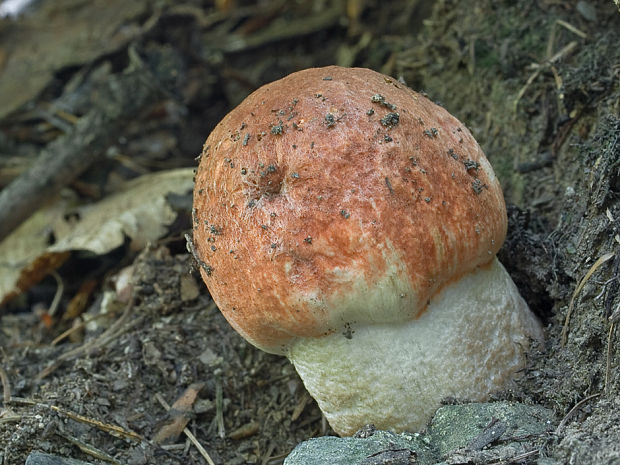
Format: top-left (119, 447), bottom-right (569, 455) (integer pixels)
top-left (606, 308), bottom-right (619, 394)
top-left (214, 2), bottom-right (343, 53)
top-left (8, 397), bottom-right (143, 442)
top-left (0, 365), bottom-right (10, 404)
top-left (496, 449), bottom-right (539, 464)
top-left (215, 376), bottom-right (225, 439)
top-left (606, 322), bottom-right (615, 394)
top-left (155, 394), bottom-right (217, 465)
top-left (51, 311), bottom-right (110, 346)
top-left (166, 3), bottom-right (259, 30)
top-left (555, 393), bottom-right (601, 434)
top-left (37, 293), bottom-right (140, 379)
top-left (0, 413), bottom-right (21, 424)
top-left (47, 270), bottom-right (64, 317)
top-left (56, 431), bottom-right (124, 465)
top-left (0, 45), bottom-right (174, 242)
top-left (555, 19), bottom-right (587, 39)
top-left (513, 41), bottom-right (578, 112)
top-left (561, 252), bottom-right (615, 346)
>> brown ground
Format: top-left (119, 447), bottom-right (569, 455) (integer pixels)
top-left (1, 1), bottom-right (619, 464)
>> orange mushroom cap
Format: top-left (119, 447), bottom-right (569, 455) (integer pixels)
top-left (192, 66), bottom-right (506, 354)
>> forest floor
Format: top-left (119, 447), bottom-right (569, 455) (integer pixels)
top-left (0, 1), bottom-right (619, 464)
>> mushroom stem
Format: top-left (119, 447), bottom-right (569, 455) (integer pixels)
top-left (287, 258), bottom-right (543, 436)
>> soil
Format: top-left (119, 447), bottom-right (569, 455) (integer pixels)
top-left (1, 1), bottom-right (619, 464)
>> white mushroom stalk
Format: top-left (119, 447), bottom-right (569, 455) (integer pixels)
top-left (289, 258), bottom-right (542, 435)
top-left (191, 66), bottom-right (543, 436)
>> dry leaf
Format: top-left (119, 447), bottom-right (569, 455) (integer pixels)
top-left (0, 168), bottom-right (193, 306)
top-left (0, 199), bottom-right (70, 306)
top-left (0, 0), bottom-right (151, 118)
top-left (49, 168), bottom-right (193, 255)
top-left (180, 274), bottom-right (200, 302)
top-left (153, 383), bottom-right (205, 444)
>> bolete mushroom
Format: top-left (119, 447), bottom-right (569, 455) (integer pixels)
top-left (191, 66), bottom-right (543, 436)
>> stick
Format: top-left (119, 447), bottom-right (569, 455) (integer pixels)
top-left (0, 46), bottom-right (174, 242)
top-left (561, 252), bottom-right (615, 346)
top-left (0, 365), bottom-right (10, 404)
top-left (155, 394), bottom-right (217, 465)
top-left (555, 393), bottom-right (601, 434)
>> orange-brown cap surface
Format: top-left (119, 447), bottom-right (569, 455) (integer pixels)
top-left (192, 66), bottom-right (507, 354)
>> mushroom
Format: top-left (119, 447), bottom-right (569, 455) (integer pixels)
top-left (191, 66), bottom-right (543, 436)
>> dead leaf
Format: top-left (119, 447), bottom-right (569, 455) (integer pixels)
top-left (0, 0), bottom-right (151, 118)
top-left (228, 421), bottom-right (260, 440)
top-left (153, 383), bottom-right (205, 444)
top-left (180, 274), bottom-right (200, 302)
top-left (0, 199), bottom-right (71, 306)
top-left (63, 279), bottom-right (98, 321)
top-left (0, 168), bottom-right (193, 306)
top-left (49, 168), bottom-right (193, 255)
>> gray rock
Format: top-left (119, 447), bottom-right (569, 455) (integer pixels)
top-left (428, 401), bottom-right (555, 457)
top-left (25, 451), bottom-right (94, 465)
top-left (284, 429), bottom-right (435, 465)
top-left (285, 402), bottom-right (556, 465)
